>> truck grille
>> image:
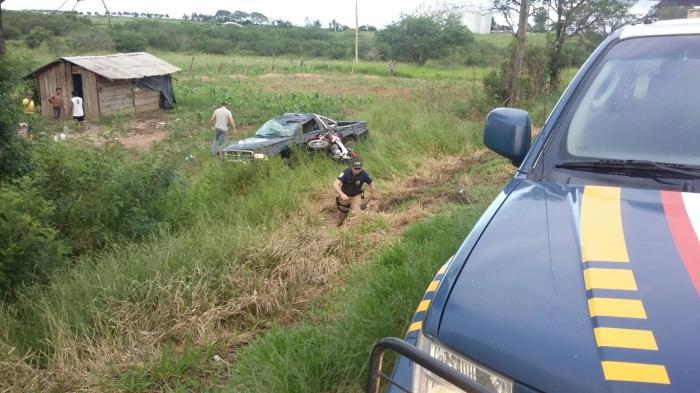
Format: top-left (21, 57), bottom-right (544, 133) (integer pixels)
top-left (223, 150), bottom-right (254, 162)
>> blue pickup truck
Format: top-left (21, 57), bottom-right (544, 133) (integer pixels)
top-left (368, 18), bottom-right (700, 393)
top-left (223, 113), bottom-right (368, 161)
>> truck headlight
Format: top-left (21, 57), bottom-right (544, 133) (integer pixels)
top-left (413, 332), bottom-right (513, 393)
top-left (253, 153), bottom-right (267, 160)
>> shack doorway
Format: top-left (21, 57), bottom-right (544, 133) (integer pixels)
top-left (72, 74), bottom-right (84, 98)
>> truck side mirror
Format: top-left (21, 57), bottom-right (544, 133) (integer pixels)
top-left (483, 108), bottom-right (531, 166)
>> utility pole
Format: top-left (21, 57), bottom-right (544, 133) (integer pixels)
top-left (355, 0), bottom-right (359, 63)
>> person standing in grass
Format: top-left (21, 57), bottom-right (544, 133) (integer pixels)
top-left (210, 102), bottom-right (237, 158)
top-left (333, 159), bottom-right (378, 226)
top-left (48, 87), bottom-right (64, 120)
top-left (69, 91), bottom-right (84, 129)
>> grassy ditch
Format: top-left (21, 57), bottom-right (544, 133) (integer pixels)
top-left (226, 157), bottom-right (510, 393)
top-left (0, 95), bottom-right (491, 391)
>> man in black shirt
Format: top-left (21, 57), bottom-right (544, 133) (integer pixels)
top-left (333, 159), bottom-right (378, 225)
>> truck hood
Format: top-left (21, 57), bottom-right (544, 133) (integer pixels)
top-left (436, 181), bottom-right (700, 393)
top-left (223, 136), bottom-right (290, 152)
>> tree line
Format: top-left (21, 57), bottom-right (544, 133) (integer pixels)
top-left (488, 0), bottom-right (639, 107)
top-left (2, 9), bottom-right (505, 66)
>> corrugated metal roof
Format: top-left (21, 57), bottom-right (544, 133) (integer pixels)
top-left (63, 52), bottom-right (181, 80)
top-left (31, 52), bottom-right (180, 81)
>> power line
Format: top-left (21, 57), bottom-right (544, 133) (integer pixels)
top-left (56, 0), bottom-right (70, 12)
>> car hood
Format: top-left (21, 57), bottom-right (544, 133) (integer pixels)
top-left (436, 181), bottom-right (700, 393)
top-left (223, 136), bottom-right (290, 152)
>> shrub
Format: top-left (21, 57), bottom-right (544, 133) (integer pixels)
top-left (3, 25), bottom-right (21, 41)
top-left (0, 180), bottom-right (69, 298)
top-left (67, 30), bottom-right (115, 52)
top-left (24, 26), bottom-right (51, 49)
top-left (113, 32), bottom-right (147, 52)
top-left (27, 142), bottom-right (181, 254)
top-left (484, 44), bottom-right (548, 104)
top-left (0, 56), bottom-right (30, 180)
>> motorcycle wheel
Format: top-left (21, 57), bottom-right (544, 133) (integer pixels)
top-left (308, 139), bottom-right (330, 150)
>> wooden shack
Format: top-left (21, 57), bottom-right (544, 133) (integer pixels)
top-left (29, 52), bottom-right (181, 121)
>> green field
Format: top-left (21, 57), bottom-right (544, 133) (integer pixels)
top-left (0, 5), bottom-right (597, 386)
top-left (0, 41), bottom-right (525, 392)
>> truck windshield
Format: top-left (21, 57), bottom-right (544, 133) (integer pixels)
top-left (565, 35), bottom-right (700, 166)
top-left (255, 119), bottom-right (300, 138)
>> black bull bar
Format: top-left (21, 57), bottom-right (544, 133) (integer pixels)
top-left (366, 337), bottom-right (492, 393)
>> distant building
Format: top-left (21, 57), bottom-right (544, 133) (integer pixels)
top-left (689, 8), bottom-right (700, 19)
top-left (28, 52), bottom-right (180, 121)
top-left (462, 12), bottom-right (492, 34)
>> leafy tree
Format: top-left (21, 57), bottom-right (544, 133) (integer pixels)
top-left (377, 12), bottom-right (473, 65)
top-left (531, 6), bottom-right (548, 32)
top-left (329, 19), bottom-right (342, 32)
top-left (0, 0), bottom-right (6, 55)
top-left (0, 181), bottom-right (69, 298)
top-left (273, 19), bottom-right (293, 28)
top-left (547, 0), bottom-right (635, 85)
top-left (491, 0), bottom-right (536, 106)
top-left (68, 30), bottom-right (114, 52)
top-left (249, 12), bottom-right (268, 25)
top-left (25, 26), bottom-right (51, 49)
top-left (0, 56), bottom-right (30, 180)
top-left (113, 31), bottom-right (146, 52)
top-left (232, 10), bottom-right (250, 23)
top-left (215, 10), bottom-right (231, 22)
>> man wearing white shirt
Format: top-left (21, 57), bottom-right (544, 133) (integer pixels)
top-left (69, 91), bottom-right (85, 128)
top-left (209, 102), bottom-right (237, 158)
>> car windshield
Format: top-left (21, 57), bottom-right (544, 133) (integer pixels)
top-left (566, 35), bottom-right (700, 166)
top-left (255, 119), bottom-right (300, 138)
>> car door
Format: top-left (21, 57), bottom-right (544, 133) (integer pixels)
top-left (301, 117), bottom-right (325, 143)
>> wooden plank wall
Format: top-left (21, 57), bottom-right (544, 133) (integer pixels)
top-left (98, 80), bottom-right (136, 116)
top-left (35, 63), bottom-right (73, 120)
top-left (79, 70), bottom-right (100, 120)
top-left (134, 88), bottom-right (161, 113)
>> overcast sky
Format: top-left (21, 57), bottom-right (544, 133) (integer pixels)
top-left (4, 0), bottom-right (657, 29)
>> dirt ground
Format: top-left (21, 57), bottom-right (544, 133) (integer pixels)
top-left (71, 113), bottom-right (169, 150)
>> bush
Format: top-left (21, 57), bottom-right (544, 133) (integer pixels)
top-left (0, 180), bottom-right (69, 298)
top-left (27, 142), bottom-right (182, 254)
top-left (24, 26), bottom-right (51, 49)
top-left (3, 25), bottom-right (21, 41)
top-left (67, 30), bottom-right (115, 52)
top-left (0, 56), bottom-right (30, 180)
top-left (484, 44), bottom-right (548, 104)
top-left (113, 32), bottom-right (147, 52)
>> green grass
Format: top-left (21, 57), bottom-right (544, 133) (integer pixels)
top-left (1, 96), bottom-right (485, 369)
top-left (226, 163), bottom-right (503, 392)
top-left (159, 51), bottom-right (492, 81)
top-left (1, 35), bottom-right (539, 393)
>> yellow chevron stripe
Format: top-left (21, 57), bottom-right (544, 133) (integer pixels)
top-left (438, 264), bottom-right (448, 275)
top-left (407, 321), bottom-right (422, 333)
top-left (601, 361), bottom-right (670, 384)
top-left (594, 327), bottom-right (658, 350)
top-left (588, 298), bottom-right (647, 319)
top-left (580, 186), bottom-right (630, 263)
top-left (416, 299), bottom-right (430, 313)
top-left (426, 280), bottom-right (440, 292)
top-left (584, 268), bottom-right (637, 291)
